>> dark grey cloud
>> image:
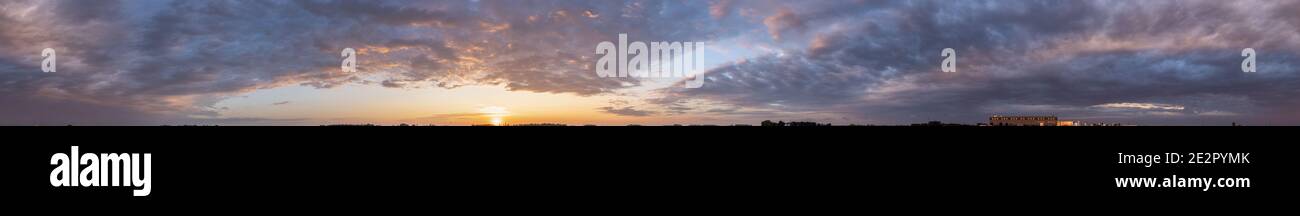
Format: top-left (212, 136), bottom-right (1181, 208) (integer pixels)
top-left (657, 0), bottom-right (1300, 125)
top-left (3, 0), bottom-right (1299, 125)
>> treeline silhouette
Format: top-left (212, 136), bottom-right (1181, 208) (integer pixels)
top-left (759, 120), bottom-right (834, 126)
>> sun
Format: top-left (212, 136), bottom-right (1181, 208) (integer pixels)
top-left (479, 106), bottom-right (510, 126)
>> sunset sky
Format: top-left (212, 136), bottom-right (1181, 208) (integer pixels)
top-left (2, 0), bottom-right (1300, 125)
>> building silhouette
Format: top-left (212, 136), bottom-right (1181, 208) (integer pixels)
top-left (989, 115), bottom-right (1060, 126)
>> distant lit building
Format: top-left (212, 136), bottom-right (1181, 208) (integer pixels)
top-left (1056, 120), bottom-right (1081, 126)
top-left (990, 115), bottom-right (1068, 126)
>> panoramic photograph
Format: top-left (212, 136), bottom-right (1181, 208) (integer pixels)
top-left (4, 0), bottom-right (1292, 212)
top-left (2, 0), bottom-right (1297, 126)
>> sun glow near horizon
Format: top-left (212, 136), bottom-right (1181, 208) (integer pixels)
top-left (208, 84), bottom-right (688, 126)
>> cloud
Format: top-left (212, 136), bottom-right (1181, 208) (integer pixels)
top-left (1196, 110), bottom-right (1240, 117)
top-left (0, 0), bottom-right (743, 124)
top-left (3, 0), bottom-right (1300, 125)
top-left (1092, 103), bottom-right (1185, 111)
top-left (709, 0), bottom-right (734, 18)
top-left (598, 106), bottom-right (654, 117)
top-left (655, 0), bottom-right (1300, 125)
top-left (763, 8), bottom-right (804, 41)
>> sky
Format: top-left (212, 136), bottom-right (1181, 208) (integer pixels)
top-left (2, 0), bottom-right (1299, 126)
